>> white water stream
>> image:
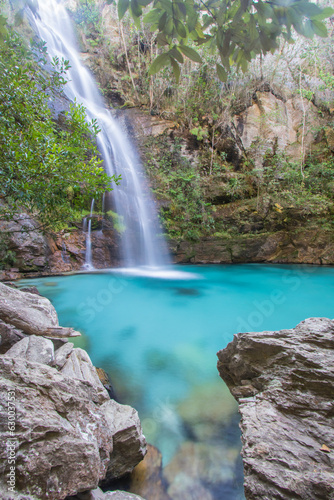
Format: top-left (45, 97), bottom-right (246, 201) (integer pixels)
top-left (31, 0), bottom-right (170, 269)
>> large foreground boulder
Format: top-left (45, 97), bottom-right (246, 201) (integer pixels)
top-left (217, 317), bottom-right (334, 500)
top-left (0, 284), bottom-right (146, 499)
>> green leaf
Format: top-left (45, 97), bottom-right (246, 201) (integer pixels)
top-left (156, 32), bottom-right (169, 45)
top-left (170, 46), bottom-right (184, 63)
top-left (177, 2), bottom-right (187, 17)
top-left (148, 52), bottom-right (171, 75)
top-left (176, 20), bottom-right (187, 38)
top-left (179, 45), bottom-right (202, 63)
top-left (158, 11), bottom-right (167, 30)
top-left (118, 0), bottom-right (129, 19)
top-left (158, 0), bottom-right (173, 15)
top-left (170, 57), bottom-right (181, 83)
top-left (216, 63), bottom-right (227, 82)
top-left (310, 19), bottom-right (328, 37)
top-left (131, 0), bottom-right (142, 18)
top-left (143, 8), bottom-right (162, 23)
top-left (311, 6), bottom-right (334, 21)
top-left (138, 0), bottom-right (153, 6)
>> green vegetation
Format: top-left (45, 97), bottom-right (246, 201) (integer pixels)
top-left (142, 132), bottom-right (334, 242)
top-left (144, 134), bottom-right (215, 240)
top-left (117, 0), bottom-right (333, 82)
top-left (0, 21), bottom-right (120, 231)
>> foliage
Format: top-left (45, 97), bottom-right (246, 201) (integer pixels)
top-left (106, 210), bottom-right (126, 233)
top-left (71, 0), bottom-right (101, 35)
top-left (117, 0), bottom-right (333, 81)
top-left (143, 134), bottom-right (215, 240)
top-left (0, 233), bottom-right (16, 270)
top-left (0, 26), bottom-right (120, 230)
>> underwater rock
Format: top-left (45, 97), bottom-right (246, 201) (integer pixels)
top-left (217, 317), bottom-right (334, 500)
top-left (177, 380), bottom-right (238, 441)
top-left (127, 444), bottom-right (171, 500)
top-left (164, 441), bottom-right (240, 499)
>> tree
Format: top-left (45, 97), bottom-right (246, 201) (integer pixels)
top-left (116, 0), bottom-right (334, 82)
top-left (0, 25), bottom-right (120, 230)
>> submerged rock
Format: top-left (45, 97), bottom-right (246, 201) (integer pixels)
top-left (177, 380), bottom-right (238, 441)
top-left (127, 444), bottom-right (171, 500)
top-left (217, 317), bottom-right (334, 500)
top-left (164, 441), bottom-right (241, 500)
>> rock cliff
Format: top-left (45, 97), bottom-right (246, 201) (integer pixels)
top-left (0, 283), bottom-right (146, 500)
top-left (217, 317), bottom-right (334, 499)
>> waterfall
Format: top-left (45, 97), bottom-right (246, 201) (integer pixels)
top-left (31, 0), bottom-right (170, 270)
top-left (83, 198), bottom-right (95, 270)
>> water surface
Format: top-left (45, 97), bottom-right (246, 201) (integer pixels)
top-left (21, 264), bottom-right (334, 499)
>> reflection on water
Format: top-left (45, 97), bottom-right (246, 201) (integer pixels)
top-left (20, 264), bottom-right (334, 499)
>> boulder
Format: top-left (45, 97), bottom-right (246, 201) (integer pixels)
top-left (0, 356), bottom-right (113, 499)
top-left (4, 335), bottom-right (55, 365)
top-left (101, 399), bottom-right (147, 482)
top-left (54, 342), bottom-right (74, 369)
top-left (61, 348), bottom-right (109, 400)
top-left (0, 346), bottom-right (147, 499)
top-left (0, 282), bottom-right (58, 335)
top-left (217, 317), bottom-right (334, 500)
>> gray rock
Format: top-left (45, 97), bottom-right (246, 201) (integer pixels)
top-left (101, 399), bottom-right (147, 481)
top-left (70, 488), bottom-right (145, 500)
top-left (104, 493), bottom-right (145, 500)
top-left (0, 319), bottom-right (26, 354)
top-left (54, 342), bottom-right (74, 369)
top-left (217, 317), bottom-right (334, 500)
top-left (4, 335), bottom-right (55, 365)
top-left (0, 282), bottom-right (58, 335)
top-left (0, 356), bottom-right (112, 499)
top-left (61, 348), bottom-right (109, 399)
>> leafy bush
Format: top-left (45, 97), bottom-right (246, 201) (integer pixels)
top-left (0, 26), bottom-right (119, 230)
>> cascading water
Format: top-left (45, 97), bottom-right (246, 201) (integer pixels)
top-left (83, 198), bottom-right (95, 270)
top-left (31, 0), bottom-right (170, 270)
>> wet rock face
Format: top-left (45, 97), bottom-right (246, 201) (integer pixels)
top-left (217, 317), bottom-right (334, 500)
top-left (171, 229), bottom-right (334, 265)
